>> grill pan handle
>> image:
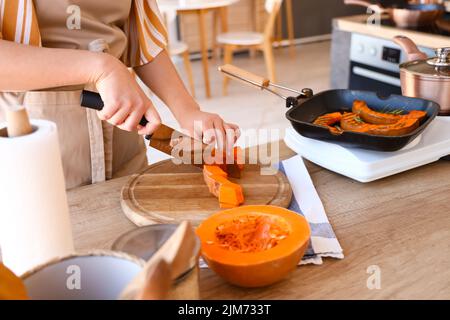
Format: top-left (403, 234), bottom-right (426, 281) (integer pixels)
top-left (218, 64), bottom-right (313, 105)
top-left (219, 64), bottom-right (271, 89)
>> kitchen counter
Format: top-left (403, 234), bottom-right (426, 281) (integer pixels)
top-left (330, 14), bottom-right (450, 90)
top-left (334, 14), bottom-right (450, 48)
top-left (67, 141), bottom-right (450, 299)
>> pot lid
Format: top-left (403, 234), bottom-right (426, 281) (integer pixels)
top-left (401, 47), bottom-right (450, 79)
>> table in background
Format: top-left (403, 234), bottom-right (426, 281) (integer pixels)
top-left (158, 0), bottom-right (240, 98)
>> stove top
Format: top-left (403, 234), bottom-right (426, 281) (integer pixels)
top-left (380, 13), bottom-right (450, 36)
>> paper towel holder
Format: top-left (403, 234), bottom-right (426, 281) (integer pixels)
top-left (2, 108), bottom-right (34, 138)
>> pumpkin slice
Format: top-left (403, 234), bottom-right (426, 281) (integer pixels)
top-left (203, 165), bottom-right (228, 178)
top-left (313, 112), bottom-right (344, 135)
top-left (203, 169), bottom-right (244, 207)
top-left (340, 112), bottom-right (419, 136)
top-left (211, 147), bottom-right (244, 178)
top-left (197, 205), bottom-right (311, 288)
top-left (353, 100), bottom-right (427, 125)
top-left (216, 178), bottom-right (244, 205)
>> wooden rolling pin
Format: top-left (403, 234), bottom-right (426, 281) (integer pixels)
top-left (5, 108), bottom-right (33, 138)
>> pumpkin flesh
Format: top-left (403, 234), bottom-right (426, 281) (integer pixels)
top-left (197, 205), bottom-right (311, 288)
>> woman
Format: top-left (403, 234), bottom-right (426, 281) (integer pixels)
top-left (0, 0), bottom-right (239, 188)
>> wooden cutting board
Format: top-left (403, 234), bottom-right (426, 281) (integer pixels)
top-left (121, 160), bottom-right (292, 226)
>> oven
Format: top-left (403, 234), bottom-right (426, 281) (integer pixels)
top-left (349, 33), bottom-right (435, 96)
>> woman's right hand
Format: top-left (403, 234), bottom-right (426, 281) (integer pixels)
top-left (93, 54), bottom-right (161, 135)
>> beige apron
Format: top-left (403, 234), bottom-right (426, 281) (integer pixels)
top-left (0, 0), bottom-right (148, 189)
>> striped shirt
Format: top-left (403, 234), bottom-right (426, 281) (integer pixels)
top-left (0, 0), bottom-right (168, 66)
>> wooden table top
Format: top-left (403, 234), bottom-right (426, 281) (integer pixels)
top-left (67, 141), bottom-right (450, 299)
top-left (334, 15), bottom-right (450, 48)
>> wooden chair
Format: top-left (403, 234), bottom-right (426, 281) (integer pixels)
top-left (217, 0), bottom-right (283, 95)
top-left (274, 0), bottom-right (295, 56)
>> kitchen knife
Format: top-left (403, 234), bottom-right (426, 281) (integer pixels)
top-left (80, 90), bottom-right (242, 173)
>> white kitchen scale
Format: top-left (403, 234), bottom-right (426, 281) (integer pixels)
top-left (284, 116), bottom-right (450, 183)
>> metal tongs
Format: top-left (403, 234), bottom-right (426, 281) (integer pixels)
top-left (218, 64), bottom-right (313, 107)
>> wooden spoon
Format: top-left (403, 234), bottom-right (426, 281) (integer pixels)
top-left (120, 221), bottom-right (198, 300)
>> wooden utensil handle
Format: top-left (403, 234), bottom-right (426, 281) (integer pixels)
top-left (219, 64), bottom-right (270, 89)
top-left (6, 108), bottom-right (33, 138)
top-left (80, 90), bottom-right (149, 127)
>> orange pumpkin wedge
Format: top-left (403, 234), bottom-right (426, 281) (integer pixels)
top-left (203, 164), bottom-right (244, 208)
top-left (203, 165), bottom-right (228, 178)
top-left (0, 263), bottom-right (29, 300)
top-left (211, 147), bottom-right (244, 178)
top-left (196, 205), bottom-right (311, 288)
top-left (203, 169), bottom-right (244, 207)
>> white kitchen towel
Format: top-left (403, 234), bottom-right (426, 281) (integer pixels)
top-left (279, 155), bottom-right (344, 265)
top-left (200, 155), bottom-right (343, 268)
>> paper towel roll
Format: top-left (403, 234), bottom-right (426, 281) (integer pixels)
top-left (0, 120), bottom-right (74, 275)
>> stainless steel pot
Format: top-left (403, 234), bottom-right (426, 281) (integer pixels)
top-left (394, 35), bottom-right (450, 115)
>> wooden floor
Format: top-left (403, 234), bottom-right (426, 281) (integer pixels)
top-left (148, 41), bottom-right (331, 162)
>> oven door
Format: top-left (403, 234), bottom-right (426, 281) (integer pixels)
top-left (349, 61), bottom-right (402, 96)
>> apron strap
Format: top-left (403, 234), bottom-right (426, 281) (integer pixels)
top-left (86, 39), bottom-right (113, 184)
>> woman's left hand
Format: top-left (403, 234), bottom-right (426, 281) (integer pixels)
top-left (133, 50), bottom-right (240, 152)
top-left (177, 109), bottom-right (240, 154)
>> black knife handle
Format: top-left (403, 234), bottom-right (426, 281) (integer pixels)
top-left (80, 90), bottom-right (149, 127)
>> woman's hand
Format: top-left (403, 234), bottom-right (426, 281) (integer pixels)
top-left (134, 51), bottom-right (240, 153)
top-left (94, 54), bottom-right (161, 135)
top-left (177, 108), bottom-right (241, 154)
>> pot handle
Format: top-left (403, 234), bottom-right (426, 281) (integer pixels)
top-left (344, 0), bottom-right (385, 13)
top-left (393, 36), bottom-right (428, 61)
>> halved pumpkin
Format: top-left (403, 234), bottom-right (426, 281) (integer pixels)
top-left (196, 205), bottom-right (311, 288)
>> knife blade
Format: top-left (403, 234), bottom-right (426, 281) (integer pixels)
top-left (80, 90), bottom-right (241, 174)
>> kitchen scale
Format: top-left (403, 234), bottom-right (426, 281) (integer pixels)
top-left (284, 116), bottom-right (450, 183)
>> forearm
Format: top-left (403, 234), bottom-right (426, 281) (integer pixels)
top-left (134, 50), bottom-right (199, 119)
top-left (0, 40), bottom-right (106, 91)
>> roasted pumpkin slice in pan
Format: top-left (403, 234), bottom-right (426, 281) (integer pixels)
top-left (353, 100), bottom-right (426, 125)
top-left (313, 112), bottom-right (344, 135)
top-left (340, 112), bottom-right (372, 133)
top-left (341, 112), bottom-right (419, 136)
top-left (366, 118), bottom-right (420, 136)
top-left (197, 205), bottom-right (311, 288)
